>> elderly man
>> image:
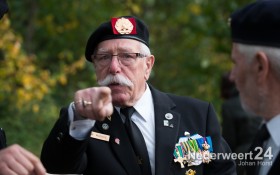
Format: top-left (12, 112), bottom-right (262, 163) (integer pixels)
top-left (41, 16), bottom-right (236, 175)
top-left (229, 1), bottom-right (280, 175)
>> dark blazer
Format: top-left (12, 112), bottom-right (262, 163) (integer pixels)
top-left (221, 96), bottom-right (262, 175)
top-left (41, 85), bottom-right (236, 175)
top-left (222, 96), bottom-right (262, 153)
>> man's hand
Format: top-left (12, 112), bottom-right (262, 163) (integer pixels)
top-left (0, 144), bottom-right (46, 175)
top-left (74, 87), bottom-right (113, 121)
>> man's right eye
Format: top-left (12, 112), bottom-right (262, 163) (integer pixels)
top-left (97, 55), bottom-right (110, 60)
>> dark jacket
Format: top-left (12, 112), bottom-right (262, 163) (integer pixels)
top-left (41, 85), bottom-right (236, 175)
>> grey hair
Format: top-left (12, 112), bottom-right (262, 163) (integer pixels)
top-left (139, 42), bottom-right (151, 56)
top-left (237, 43), bottom-right (280, 80)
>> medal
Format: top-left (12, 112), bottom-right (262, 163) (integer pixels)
top-left (174, 144), bottom-right (187, 168)
top-left (173, 131), bottom-right (214, 168)
top-left (185, 169), bottom-right (196, 175)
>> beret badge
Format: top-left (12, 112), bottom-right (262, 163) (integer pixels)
top-left (111, 17), bottom-right (137, 35)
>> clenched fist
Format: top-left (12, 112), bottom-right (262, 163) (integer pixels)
top-left (0, 144), bottom-right (46, 175)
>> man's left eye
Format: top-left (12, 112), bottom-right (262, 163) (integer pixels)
top-left (123, 53), bottom-right (133, 58)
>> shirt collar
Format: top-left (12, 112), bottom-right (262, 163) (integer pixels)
top-left (133, 84), bottom-right (154, 122)
top-left (115, 84), bottom-right (154, 122)
top-left (266, 114), bottom-right (280, 147)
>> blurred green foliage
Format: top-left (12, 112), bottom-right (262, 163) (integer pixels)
top-left (0, 0), bottom-right (254, 156)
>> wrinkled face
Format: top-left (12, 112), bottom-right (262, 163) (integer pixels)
top-left (92, 39), bottom-right (154, 107)
top-left (229, 43), bottom-right (259, 115)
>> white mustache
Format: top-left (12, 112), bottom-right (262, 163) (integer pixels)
top-left (98, 74), bottom-right (133, 87)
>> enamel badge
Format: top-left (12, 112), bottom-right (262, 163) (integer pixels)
top-left (111, 17), bottom-right (137, 35)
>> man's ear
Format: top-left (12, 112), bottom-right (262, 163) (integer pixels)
top-left (255, 51), bottom-right (269, 83)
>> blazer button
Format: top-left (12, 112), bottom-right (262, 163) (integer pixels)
top-left (56, 132), bottom-right (64, 142)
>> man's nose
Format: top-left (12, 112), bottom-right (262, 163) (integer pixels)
top-left (109, 56), bottom-right (121, 74)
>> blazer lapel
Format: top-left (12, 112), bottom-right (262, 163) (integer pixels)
top-left (150, 86), bottom-right (181, 175)
top-left (95, 108), bottom-right (142, 175)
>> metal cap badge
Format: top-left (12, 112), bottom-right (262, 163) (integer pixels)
top-left (112, 17), bottom-right (136, 35)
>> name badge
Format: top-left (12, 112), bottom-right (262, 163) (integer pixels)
top-left (91, 131), bottom-right (110, 142)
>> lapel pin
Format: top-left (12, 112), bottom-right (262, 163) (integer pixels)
top-left (102, 123), bottom-right (109, 130)
top-left (137, 156), bottom-right (143, 165)
top-left (107, 115), bottom-right (111, 121)
top-left (163, 120), bottom-right (169, 126)
top-left (165, 113), bottom-right (173, 120)
top-left (115, 138), bottom-right (120, 145)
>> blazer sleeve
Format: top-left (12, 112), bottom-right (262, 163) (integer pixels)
top-left (41, 107), bottom-right (89, 174)
top-left (204, 103), bottom-right (237, 175)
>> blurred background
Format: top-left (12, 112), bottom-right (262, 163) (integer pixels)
top-left (0, 0), bottom-right (254, 156)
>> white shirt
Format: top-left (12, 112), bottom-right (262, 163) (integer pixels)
top-left (68, 85), bottom-right (156, 175)
top-left (259, 114), bottom-right (280, 175)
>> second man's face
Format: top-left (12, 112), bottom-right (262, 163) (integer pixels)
top-left (230, 43), bottom-right (261, 115)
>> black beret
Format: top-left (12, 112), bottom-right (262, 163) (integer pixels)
top-left (0, 0), bottom-right (8, 19)
top-left (230, 0), bottom-right (280, 48)
top-left (85, 16), bottom-right (149, 62)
